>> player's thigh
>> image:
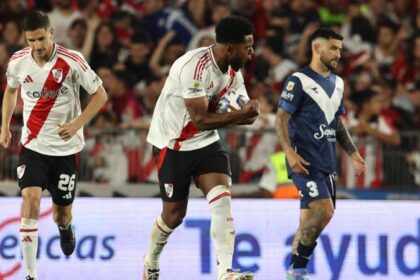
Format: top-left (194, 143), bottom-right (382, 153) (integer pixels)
top-left (193, 141), bottom-right (232, 195)
top-left (291, 172), bottom-right (333, 209)
top-left (156, 147), bottom-right (194, 202)
top-left (17, 147), bottom-right (49, 190)
top-left (48, 154), bottom-right (78, 207)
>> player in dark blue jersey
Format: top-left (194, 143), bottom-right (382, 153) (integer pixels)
top-left (276, 28), bottom-right (367, 280)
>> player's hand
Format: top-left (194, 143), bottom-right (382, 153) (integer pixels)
top-left (286, 148), bottom-right (310, 175)
top-left (243, 99), bottom-right (260, 117)
top-left (351, 151), bottom-right (366, 176)
top-left (0, 127), bottom-right (11, 149)
top-left (57, 122), bottom-right (80, 141)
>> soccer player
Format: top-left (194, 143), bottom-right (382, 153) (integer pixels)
top-left (0, 11), bottom-right (107, 280)
top-left (144, 16), bottom-right (259, 280)
top-left (275, 28), bottom-right (367, 280)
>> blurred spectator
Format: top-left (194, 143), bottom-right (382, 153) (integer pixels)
top-left (406, 145), bottom-right (420, 187)
top-left (0, 0), bottom-right (27, 25)
top-left (239, 89), bottom-right (279, 183)
top-left (318, 0), bottom-right (346, 26)
top-left (97, 68), bottom-right (145, 128)
top-left (89, 22), bottom-right (122, 70)
top-left (261, 33), bottom-right (298, 87)
top-left (342, 88), bottom-right (401, 188)
top-left (140, 0), bottom-right (198, 45)
top-left (180, 0), bottom-right (209, 29)
top-left (48, 0), bottom-right (81, 46)
top-left (149, 30), bottom-right (185, 77)
top-left (137, 75), bottom-right (166, 117)
top-left (235, 151), bottom-right (300, 199)
top-left (91, 115), bottom-right (129, 184)
top-left (123, 31), bottom-right (151, 87)
top-left (188, 0), bottom-right (230, 50)
top-left (67, 18), bottom-right (87, 53)
top-left (1, 20), bottom-right (24, 54)
top-left (372, 18), bottom-right (404, 81)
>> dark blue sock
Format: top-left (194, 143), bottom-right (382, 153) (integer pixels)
top-left (291, 242), bottom-right (317, 269)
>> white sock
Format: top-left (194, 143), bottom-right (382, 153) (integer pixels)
top-left (20, 218), bottom-right (38, 279)
top-left (145, 215), bottom-right (174, 264)
top-left (206, 185), bottom-right (235, 278)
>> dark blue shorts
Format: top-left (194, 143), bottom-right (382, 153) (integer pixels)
top-left (291, 170), bottom-right (336, 209)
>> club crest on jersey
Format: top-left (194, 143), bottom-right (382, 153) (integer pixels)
top-left (286, 81), bottom-right (295, 91)
top-left (164, 183), bottom-right (174, 198)
top-left (17, 164), bottom-right (26, 179)
top-left (52, 69), bottom-right (63, 83)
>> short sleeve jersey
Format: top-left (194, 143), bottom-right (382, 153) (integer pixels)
top-left (6, 44), bottom-right (102, 156)
top-left (147, 46), bottom-right (249, 151)
top-left (278, 66), bottom-right (345, 175)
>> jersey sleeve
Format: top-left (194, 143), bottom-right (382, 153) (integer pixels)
top-left (278, 75), bottom-right (303, 114)
top-left (179, 58), bottom-right (207, 99)
top-left (6, 61), bottom-right (19, 89)
top-left (72, 51), bottom-right (103, 95)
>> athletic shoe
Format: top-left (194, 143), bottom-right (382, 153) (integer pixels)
top-left (220, 269), bottom-right (254, 280)
top-left (58, 226), bottom-right (76, 256)
top-left (26, 276), bottom-right (36, 280)
top-left (143, 258), bottom-right (160, 280)
top-left (286, 266), bottom-right (309, 280)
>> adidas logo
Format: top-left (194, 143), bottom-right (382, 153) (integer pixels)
top-left (62, 192), bottom-right (72, 199)
top-left (23, 75), bottom-right (33, 83)
top-left (22, 236), bottom-right (32, 242)
top-left (207, 81), bottom-right (214, 90)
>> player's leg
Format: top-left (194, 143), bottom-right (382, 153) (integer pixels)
top-left (18, 147), bottom-right (49, 280)
top-left (21, 187), bottom-right (42, 280)
top-left (287, 173), bottom-right (335, 280)
top-left (49, 153), bottom-right (78, 256)
top-left (195, 142), bottom-right (253, 280)
top-left (52, 203), bottom-right (75, 255)
top-left (144, 147), bottom-right (191, 280)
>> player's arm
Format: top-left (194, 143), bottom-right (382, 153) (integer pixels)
top-left (58, 85), bottom-right (107, 141)
top-left (336, 117), bottom-right (366, 176)
top-left (336, 117), bottom-right (357, 155)
top-left (0, 85), bottom-right (19, 148)
top-left (276, 77), bottom-right (310, 174)
top-left (185, 96), bottom-right (259, 131)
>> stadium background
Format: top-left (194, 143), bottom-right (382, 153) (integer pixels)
top-left (0, 0), bottom-right (419, 279)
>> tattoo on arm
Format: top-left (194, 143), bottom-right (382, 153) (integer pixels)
top-left (336, 117), bottom-right (357, 155)
top-left (276, 109), bottom-right (293, 151)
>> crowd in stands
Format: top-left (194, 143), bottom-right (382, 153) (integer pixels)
top-left (0, 0), bottom-right (419, 189)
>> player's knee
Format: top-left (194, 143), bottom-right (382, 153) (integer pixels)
top-left (22, 192), bottom-right (41, 217)
top-left (162, 208), bottom-right (187, 229)
top-left (53, 211), bottom-right (72, 226)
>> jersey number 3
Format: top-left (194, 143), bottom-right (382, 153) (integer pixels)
top-left (306, 181), bottom-right (319, 197)
top-left (58, 174), bottom-right (76, 192)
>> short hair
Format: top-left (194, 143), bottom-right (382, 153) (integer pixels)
top-left (215, 16), bottom-right (254, 44)
top-left (22, 11), bottom-right (50, 32)
top-left (309, 28), bottom-right (343, 45)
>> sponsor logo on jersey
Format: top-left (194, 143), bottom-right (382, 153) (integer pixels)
top-left (26, 86), bottom-right (69, 99)
top-left (314, 124), bottom-right (336, 141)
top-left (281, 90), bottom-right (294, 101)
top-left (52, 69), bottom-right (64, 83)
top-left (16, 164), bottom-right (26, 179)
top-left (164, 183), bottom-right (174, 198)
top-left (286, 81), bottom-right (295, 91)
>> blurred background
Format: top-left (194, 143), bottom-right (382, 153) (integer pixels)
top-left (0, 1), bottom-right (419, 279)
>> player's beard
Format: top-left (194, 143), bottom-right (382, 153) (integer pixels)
top-left (229, 55), bottom-right (243, 72)
top-left (320, 55), bottom-right (338, 71)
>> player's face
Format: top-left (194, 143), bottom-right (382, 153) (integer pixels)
top-left (229, 35), bottom-right (254, 71)
top-left (25, 28), bottom-right (54, 61)
top-left (319, 39), bottom-right (342, 71)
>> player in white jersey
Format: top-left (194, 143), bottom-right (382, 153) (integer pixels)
top-left (143, 16), bottom-right (259, 280)
top-left (0, 11), bottom-right (107, 280)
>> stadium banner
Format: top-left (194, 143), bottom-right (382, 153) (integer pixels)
top-left (0, 198), bottom-right (419, 280)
